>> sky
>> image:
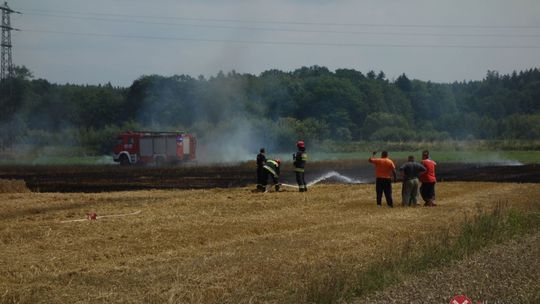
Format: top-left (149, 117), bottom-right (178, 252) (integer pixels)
top-left (7, 0), bottom-right (540, 86)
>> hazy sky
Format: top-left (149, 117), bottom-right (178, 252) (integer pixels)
top-left (8, 0), bottom-right (540, 86)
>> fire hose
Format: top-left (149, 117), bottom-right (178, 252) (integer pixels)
top-left (60, 210), bottom-right (142, 223)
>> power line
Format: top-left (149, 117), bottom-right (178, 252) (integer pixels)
top-left (24, 12), bottom-right (540, 39)
top-left (22, 28), bottom-right (540, 49)
top-left (20, 7), bottom-right (540, 29)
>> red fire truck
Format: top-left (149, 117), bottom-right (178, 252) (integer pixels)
top-left (112, 131), bottom-right (196, 165)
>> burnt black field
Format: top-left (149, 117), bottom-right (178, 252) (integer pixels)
top-left (0, 161), bottom-right (538, 193)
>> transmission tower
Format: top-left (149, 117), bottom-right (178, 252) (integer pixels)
top-left (1, 1), bottom-right (20, 81)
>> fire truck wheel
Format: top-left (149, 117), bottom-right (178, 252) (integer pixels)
top-left (119, 154), bottom-right (130, 166)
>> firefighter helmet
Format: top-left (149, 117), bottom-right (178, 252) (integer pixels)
top-left (297, 140), bottom-right (305, 149)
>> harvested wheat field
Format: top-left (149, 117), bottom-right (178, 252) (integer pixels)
top-left (356, 231), bottom-right (540, 304)
top-left (1, 182), bottom-right (539, 303)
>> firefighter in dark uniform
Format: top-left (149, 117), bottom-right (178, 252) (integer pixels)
top-left (256, 148), bottom-right (267, 191)
top-left (293, 140), bottom-right (308, 192)
top-left (262, 159), bottom-right (281, 192)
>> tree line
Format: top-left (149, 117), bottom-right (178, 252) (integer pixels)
top-left (1, 66), bottom-right (540, 153)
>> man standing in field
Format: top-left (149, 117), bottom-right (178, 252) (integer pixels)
top-left (293, 140), bottom-right (308, 192)
top-left (419, 150), bottom-right (437, 207)
top-left (369, 151), bottom-right (397, 208)
top-left (256, 148), bottom-right (267, 192)
top-left (399, 155), bottom-right (426, 207)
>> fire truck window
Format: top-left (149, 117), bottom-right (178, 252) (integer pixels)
top-left (128, 138), bottom-right (134, 144)
top-left (116, 137), bottom-right (123, 145)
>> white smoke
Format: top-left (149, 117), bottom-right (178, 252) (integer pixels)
top-left (194, 117), bottom-right (266, 164)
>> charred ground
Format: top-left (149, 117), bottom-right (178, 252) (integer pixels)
top-left (0, 161), bottom-right (538, 193)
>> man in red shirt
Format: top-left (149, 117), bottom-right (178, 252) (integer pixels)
top-left (419, 150), bottom-right (437, 207)
top-left (369, 151), bottom-right (397, 208)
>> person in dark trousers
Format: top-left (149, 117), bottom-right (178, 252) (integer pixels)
top-left (368, 151), bottom-right (397, 207)
top-left (293, 140), bottom-right (308, 192)
top-left (262, 159), bottom-right (281, 192)
top-left (256, 148), bottom-right (267, 192)
top-left (419, 150), bottom-right (437, 207)
top-left (399, 155), bottom-right (426, 207)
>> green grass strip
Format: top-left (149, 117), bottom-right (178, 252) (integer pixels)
top-left (305, 203), bottom-right (540, 304)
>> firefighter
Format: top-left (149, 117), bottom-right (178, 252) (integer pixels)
top-left (293, 140), bottom-right (308, 192)
top-left (262, 159), bottom-right (281, 192)
top-left (256, 148), bottom-right (267, 192)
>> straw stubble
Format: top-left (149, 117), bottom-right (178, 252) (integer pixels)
top-left (1, 182), bottom-right (539, 303)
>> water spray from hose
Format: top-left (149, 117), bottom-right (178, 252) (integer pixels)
top-left (307, 171), bottom-right (366, 186)
top-left (281, 171), bottom-right (366, 189)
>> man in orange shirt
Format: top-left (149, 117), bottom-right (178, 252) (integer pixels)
top-left (369, 151), bottom-right (397, 208)
top-left (419, 150), bottom-right (437, 207)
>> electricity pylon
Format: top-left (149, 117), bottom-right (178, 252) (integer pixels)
top-left (1, 1), bottom-right (20, 81)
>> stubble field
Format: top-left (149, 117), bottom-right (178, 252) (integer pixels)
top-left (1, 180), bottom-right (539, 303)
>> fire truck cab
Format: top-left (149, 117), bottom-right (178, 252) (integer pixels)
top-left (113, 131), bottom-right (196, 165)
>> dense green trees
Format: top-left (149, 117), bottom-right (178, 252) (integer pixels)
top-left (1, 66), bottom-right (540, 153)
